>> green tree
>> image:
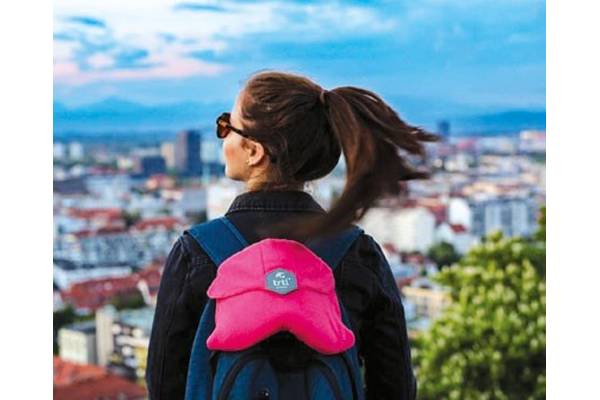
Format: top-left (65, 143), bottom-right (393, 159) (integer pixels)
top-left (122, 210), bottom-right (141, 228)
top-left (109, 291), bottom-right (146, 310)
top-left (534, 205), bottom-right (545, 242)
top-left (427, 241), bottom-right (461, 269)
top-left (414, 206), bottom-right (546, 399)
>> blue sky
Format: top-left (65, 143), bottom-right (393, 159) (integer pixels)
top-left (54, 0), bottom-right (545, 119)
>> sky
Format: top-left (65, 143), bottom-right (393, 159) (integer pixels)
top-left (53, 0), bottom-right (545, 118)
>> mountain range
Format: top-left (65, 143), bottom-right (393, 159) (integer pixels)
top-left (53, 97), bottom-right (545, 138)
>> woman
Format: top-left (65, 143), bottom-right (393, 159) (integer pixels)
top-left (146, 70), bottom-right (439, 400)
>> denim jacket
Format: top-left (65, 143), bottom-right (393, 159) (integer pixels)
top-left (146, 189), bottom-right (417, 400)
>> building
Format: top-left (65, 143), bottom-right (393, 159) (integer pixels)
top-left (54, 142), bottom-right (67, 160)
top-left (56, 227), bottom-right (138, 266)
top-left (139, 155), bottom-right (167, 177)
top-left (53, 258), bottom-right (132, 291)
top-left (54, 281), bottom-right (65, 311)
top-left (201, 138), bottom-right (225, 178)
top-left (62, 267), bottom-right (161, 313)
top-left (96, 306), bottom-right (155, 383)
top-left (61, 207), bottom-right (124, 232)
top-left (401, 285), bottom-right (450, 320)
top-left (85, 174), bottom-right (132, 204)
top-left (469, 194), bottom-right (539, 238)
top-left (206, 182), bottom-right (240, 219)
top-left (437, 120), bottom-right (450, 142)
top-left (173, 186), bottom-right (208, 219)
top-left (53, 177), bottom-right (88, 196)
top-left (160, 141), bottom-right (175, 169)
top-left (519, 130), bottom-right (546, 154)
top-left (145, 174), bottom-right (176, 191)
top-left (359, 205), bottom-right (437, 253)
top-left (175, 130), bottom-right (202, 176)
top-left (434, 222), bottom-right (478, 255)
top-left (130, 216), bottom-right (184, 263)
top-left (68, 142), bottom-right (85, 161)
top-left (96, 306), bottom-right (117, 367)
top-left (447, 196), bottom-right (473, 230)
top-left (58, 321), bottom-right (97, 365)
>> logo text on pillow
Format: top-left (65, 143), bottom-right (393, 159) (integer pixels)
top-left (265, 268), bottom-right (297, 295)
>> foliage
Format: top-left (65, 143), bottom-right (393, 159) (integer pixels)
top-left (109, 291), bottom-right (146, 310)
top-left (427, 241), bottom-right (461, 269)
top-left (414, 206), bottom-right (546, 399)
top-left (534, 205), bottom-right (545, 243)
top-left (122, 210), bottom-right (142, 228)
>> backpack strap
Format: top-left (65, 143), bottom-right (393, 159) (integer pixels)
top-left (306, 225), bottom-right (364, 271)
top-left (186, 216), bottom-right (249, 267)
top-left (187, 217), bottom-right (363, 271)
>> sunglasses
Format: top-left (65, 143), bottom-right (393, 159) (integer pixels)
top-left (216, 112), bottom-right (247, 139)
top-left (216, 112), bottom-right (277, 163)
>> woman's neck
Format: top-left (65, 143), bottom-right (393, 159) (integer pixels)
top-left (245, 178), bottom-right (304, 192)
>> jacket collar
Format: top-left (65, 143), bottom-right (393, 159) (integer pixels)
top-left (226, 189), bottom-right (326, 214)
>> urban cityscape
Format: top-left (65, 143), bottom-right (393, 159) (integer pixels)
top-left (53, 121), bottom-right (546, 399)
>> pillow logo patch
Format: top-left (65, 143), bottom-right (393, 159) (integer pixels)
top-left (266, 268), bottom-right (297, 295)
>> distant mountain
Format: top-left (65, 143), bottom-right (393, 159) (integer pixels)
top-left (53, 97), bottom-right (545, 138)
top-left (449, 110), bottom-right (546, 135)
top-left (53, 97), bottom-right (230, 136)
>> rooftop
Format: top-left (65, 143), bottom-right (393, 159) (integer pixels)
top-left (63, 267), bottom-right (160, 312)
top-left (118, 307), bottom-right (156, 336)
top-left (53, 357), bottom-right (145, 400)
top-left (61, 320), bottom-right (96, 335)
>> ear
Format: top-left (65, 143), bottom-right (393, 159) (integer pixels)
top-left (242, 139), bottom-right (268, 166)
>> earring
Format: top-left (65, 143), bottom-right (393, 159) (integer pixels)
top-left (246, 159), bottom-right (250, 165)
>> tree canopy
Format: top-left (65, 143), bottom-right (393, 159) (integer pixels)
top-left (414, 206), bottom-right (546, 399)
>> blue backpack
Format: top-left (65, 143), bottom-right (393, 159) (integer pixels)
top-left (184, 216), bottom-right (366, 400)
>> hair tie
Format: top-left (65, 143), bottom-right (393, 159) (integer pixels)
top-left (319, 89), bottom-right (328, 107)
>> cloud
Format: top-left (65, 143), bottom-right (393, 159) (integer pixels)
top-left (54, 0), bottom-right (544, 112)
top-left (86, 53), bottom-right (114, 69)
top-left (55, 57), bottom-right (230, 85)
top-left (113, 48), bottom-right (153, 69)
top-left (54, 0), bottom-right (397, 84)
top-left (173, 2), bottom-right (227, 12)
top-left (67, 16), bottom-right (107, 28)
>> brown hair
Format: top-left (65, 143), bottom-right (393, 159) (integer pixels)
top-left (237, 70), bottom-right (441, 239)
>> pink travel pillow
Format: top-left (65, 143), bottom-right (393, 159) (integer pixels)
top-left (206, 238), bottom-right (355, 355)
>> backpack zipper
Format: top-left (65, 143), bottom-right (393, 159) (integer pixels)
top-left (217, 352), bottom-right (349, 400)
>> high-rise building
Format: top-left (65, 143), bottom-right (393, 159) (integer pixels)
top-left (437, 120), bottom-right (451, 142)
top-left (139, 155), bottom-right (167, 177)
top-left (469, 195), bottom-right (539, 238)
top-left (160, 142), bottom-right (175, 169)
top-left (174, 130), bottom-right (202, 176)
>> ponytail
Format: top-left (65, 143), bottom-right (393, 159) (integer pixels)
top-left (279, 86), bottom-right (439, 240)
top-left (239, 71), bottom-right (440, 240)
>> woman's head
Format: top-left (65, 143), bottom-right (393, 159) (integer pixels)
top-left (222, 72), bottom-right (339, 191)
top-left (221, 70), bottom-right (440, 237)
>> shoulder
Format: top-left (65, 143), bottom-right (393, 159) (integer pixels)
top-left (342, 231), bottom-right (399, 290)
top-left (337, 232), bottom-right (386, 285)
top-left (168, 228), bottom-right (217, 269)
top-left (344, 232), bottom-right (387, 272)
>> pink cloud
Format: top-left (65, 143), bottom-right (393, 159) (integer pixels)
top-left (54, 58), bottom-right (230, 86)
